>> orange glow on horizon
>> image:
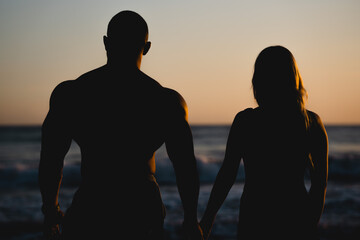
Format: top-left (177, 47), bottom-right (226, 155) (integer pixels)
top-left (0, 1), bottom-right (359, 125)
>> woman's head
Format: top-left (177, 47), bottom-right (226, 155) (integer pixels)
top-left (252, 46), bottom-right (307, 110)
top-left (252, 46), bottom-right (309, 128)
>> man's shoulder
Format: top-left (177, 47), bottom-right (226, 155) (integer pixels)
top-left (51, 66), bottom-right (103, 102)
top-left (137, 71), bottom-right (186, 107)
top-left (75, 66), bottom-right (106, 83)
top-left (53, 67), bottom-right (104, 91)
top-left (48, 80), bottom-right (79, 112)
top-left (137, 70), bottom-right (163, 89)
top-left (162, 87), bottom-right (187, 109)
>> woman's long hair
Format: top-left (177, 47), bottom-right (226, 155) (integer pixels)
top-left (252, 46), bottom-right (309, 129)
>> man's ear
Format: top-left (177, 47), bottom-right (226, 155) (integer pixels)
top-left (103, 36), bottom-right (109, 51)
top-left (143, 41), bottom-right (151, 55)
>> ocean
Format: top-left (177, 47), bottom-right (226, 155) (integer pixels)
top-left (0, 125), bottom-right (360, 239)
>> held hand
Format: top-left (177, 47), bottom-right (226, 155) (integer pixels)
top-left (182, 221), bottom-right (204, 240)
top-left (42, 204), bottom-right (64, 240)
top-left (199, 217), bottom-right (214, 240)
top-left (43, 223), bottom-right (62, 240)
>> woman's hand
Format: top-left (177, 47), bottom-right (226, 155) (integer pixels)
top-left (199, 217), bottom-right (215, 240)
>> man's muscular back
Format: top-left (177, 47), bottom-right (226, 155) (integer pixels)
top-left (49, 65), bottom-right (186, 187)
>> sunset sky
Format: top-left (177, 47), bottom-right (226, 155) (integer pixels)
top-left (0, 0), bottom-right (359, 125)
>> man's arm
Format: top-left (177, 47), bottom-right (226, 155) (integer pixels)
top-left (39, 82), bottom-right (73, 237)
top-left (164, 89), bottom-right (202, 239)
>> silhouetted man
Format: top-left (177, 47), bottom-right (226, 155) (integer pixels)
top-left (39, 10), bottom-right (202, 240)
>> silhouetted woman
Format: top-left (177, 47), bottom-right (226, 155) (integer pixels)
top-left (200, 46), bottom-right (328, 240)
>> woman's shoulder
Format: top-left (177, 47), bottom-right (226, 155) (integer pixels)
top-left (235, 107), bottom-right (258, 119)
top-left (306, 110), bottom-right (327, 137)
top-left (233, 108), bottom-right (257, 125)
top-left (306, 110), bottom-right (324, 127)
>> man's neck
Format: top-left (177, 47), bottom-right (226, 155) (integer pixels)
top-left (106, 60), bottom-right (140, 71)
top-left (106, 53), bottom-right (142, 69)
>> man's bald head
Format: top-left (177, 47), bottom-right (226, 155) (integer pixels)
top-left (107, 10), bottom-right (148, 45)
top-left (104, 11), bottom-right (151, 66)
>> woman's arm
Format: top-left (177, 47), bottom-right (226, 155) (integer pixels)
top-left (308, 112), bottom-right (328, 225)
top-left (200, 111), bottom-right (245, 239)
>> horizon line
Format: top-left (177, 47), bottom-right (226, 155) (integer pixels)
top-left (1, 123), bottom-right (360, 127)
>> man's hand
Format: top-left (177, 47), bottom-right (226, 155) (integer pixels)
top-left (43, 223), bottom-right (62, 240)
top-left (182, 220), bottom-right (204, 240)
top-left (199, 217), bottom-right (214, 240)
